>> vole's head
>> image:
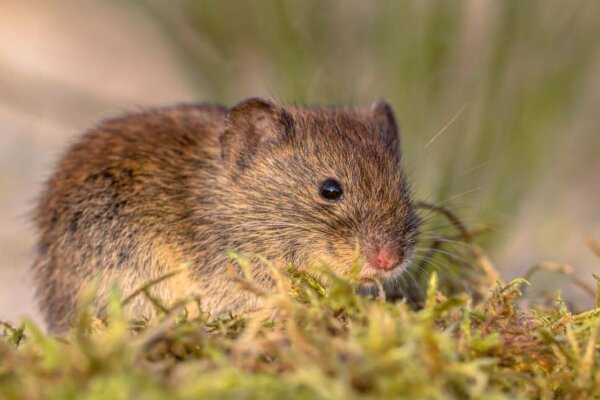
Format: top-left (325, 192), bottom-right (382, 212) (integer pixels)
top-left (217, 98), bottom-right (419, 290)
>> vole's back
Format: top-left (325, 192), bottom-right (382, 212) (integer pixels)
top-left (33, 104), bottom-right (226, 332)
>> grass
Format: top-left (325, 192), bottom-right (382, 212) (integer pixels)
top-left (2, 215), bottom-right (599, 399)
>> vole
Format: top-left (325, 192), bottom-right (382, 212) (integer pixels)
top-left (32, 98), bottom-right (420, 333)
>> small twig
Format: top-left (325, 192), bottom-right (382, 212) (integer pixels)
top-left (450, 225), bottom-right (493, 241)
top-left (122, 269), bottom-right (185, 307)
top-left (524, 262), bottom-right (596, 300)
top-left (142, 288), bottom-right (170, 314)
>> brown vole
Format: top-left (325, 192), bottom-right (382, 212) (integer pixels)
top-left (32, 98), bottom-right (420, 333)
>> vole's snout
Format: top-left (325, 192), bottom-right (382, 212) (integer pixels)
top-left (366, 245), bottom-right (401, 271)
top-left (364, 243), bottom-right (405, 272)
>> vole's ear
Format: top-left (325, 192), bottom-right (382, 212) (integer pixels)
top-left (371, 99), bottom-right (400, 153)
top-left (220, 98), bottom-right (294, 170)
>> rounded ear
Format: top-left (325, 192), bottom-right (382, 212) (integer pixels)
top-left (371, 99), bottom-right (400, 153)
top-left (220, 98), bottom-right (294, 171)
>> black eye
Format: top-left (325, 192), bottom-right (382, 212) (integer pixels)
top-left (320, 179), bottom-right (343, 201)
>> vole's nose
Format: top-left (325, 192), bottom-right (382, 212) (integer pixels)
top-left (367, 245), bottom-right (400, 271)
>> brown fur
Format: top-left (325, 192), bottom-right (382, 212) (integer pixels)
top-left (32, 98), bottom-right (419, 333)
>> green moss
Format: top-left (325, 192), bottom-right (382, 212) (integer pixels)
top-left (1, 264), bottom-right (599, 399)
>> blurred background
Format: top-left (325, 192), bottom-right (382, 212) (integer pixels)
top-left (1, 0), bottom-right (599, 324)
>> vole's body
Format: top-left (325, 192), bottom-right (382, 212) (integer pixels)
top-left (33, 98), bottom-right (419, 333)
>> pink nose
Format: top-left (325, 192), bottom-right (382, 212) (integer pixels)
top-left (367, 246), bottom-right (400, 271)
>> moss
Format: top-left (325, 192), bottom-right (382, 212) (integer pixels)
top-left (1, 262), bottom-right (599, 400)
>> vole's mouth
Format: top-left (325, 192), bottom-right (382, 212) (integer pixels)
top-left (359, 262), bottom-right (405, 281)
top-left (355, 259), bottom-right (410, 299)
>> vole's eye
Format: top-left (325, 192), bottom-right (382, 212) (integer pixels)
top-left (320, 179), bottom-right (343, 201)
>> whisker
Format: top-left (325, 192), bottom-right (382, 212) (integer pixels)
top-left (418, 259), bottom-right (475, 298)
top-left (425, 103), bottom-right (468, 148)
top-left (416, 236), bottom-right (474, 248)
top-left (456, 160), bottom-right (491, 177)
top-left (413, 248), bottom-right (471, 265)
top-left (435, 187), bottom-right (481, 206)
